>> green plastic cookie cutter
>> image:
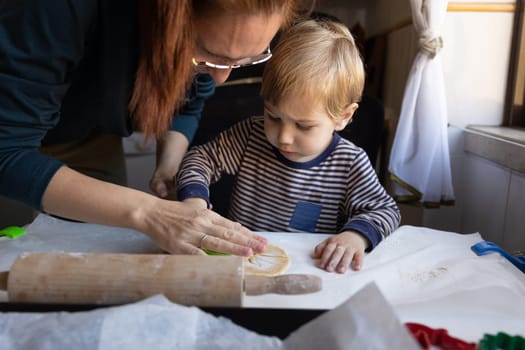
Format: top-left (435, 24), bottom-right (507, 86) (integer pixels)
top-left (478, 332), bottom-right (525, 350)
top-left (0, 226), bottom-right (26, 239)
top-left (202, 248), bottom-right (231, 256)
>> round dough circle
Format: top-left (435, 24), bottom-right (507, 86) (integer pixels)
top-left (244, 244), bottom-right (290, 276)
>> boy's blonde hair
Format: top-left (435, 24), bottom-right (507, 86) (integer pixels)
top-left (261, 19), bottom-right (365, 121)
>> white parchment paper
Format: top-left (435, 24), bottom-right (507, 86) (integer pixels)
top-left (0, 283), bottom-right (419, 350)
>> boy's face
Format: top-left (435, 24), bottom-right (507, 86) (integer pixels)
top-left (264, 95), bottom-right (357, 163)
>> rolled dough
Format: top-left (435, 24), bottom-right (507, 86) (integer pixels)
top-left (244, 244), bottom-right (290, 276)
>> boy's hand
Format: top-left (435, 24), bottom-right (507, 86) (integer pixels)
top-left (313, 231), bottom-right (370, 274)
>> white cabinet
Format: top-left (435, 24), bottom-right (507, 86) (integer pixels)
top-left (123, 133), bottom-right (156, 194)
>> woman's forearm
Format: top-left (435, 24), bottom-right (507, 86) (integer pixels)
top-left (41, 166), bottom-right (156, 232)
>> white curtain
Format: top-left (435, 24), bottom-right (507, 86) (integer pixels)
top-left (388, 0), bottom-right (454, 207)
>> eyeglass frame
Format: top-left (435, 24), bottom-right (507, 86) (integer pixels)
top-left (191, 46), bottom-right (272, 70)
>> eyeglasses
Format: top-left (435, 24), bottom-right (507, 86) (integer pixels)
top-left (192, 46), bottom-right (272, 70)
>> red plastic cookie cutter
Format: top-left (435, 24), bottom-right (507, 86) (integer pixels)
top-left (405, 322), bottom-right (477, 350)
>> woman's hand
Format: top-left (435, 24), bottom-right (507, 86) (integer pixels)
top-left (313, 231), bottom-right (370, 274)
top-left (136, 198), bottom-right (268, 257)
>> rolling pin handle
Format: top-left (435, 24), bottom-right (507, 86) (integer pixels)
top-left (244, 274), bottom-right (322, 296)
top-left (244, 275), bottom-right (274, 296)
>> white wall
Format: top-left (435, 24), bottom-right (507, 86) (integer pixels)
top-left (122, 133), bottom-right (156, 195)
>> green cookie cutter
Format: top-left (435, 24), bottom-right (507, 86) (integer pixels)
top-left (0, 226), bottom-right (26, 239)
top-left (478, 332), bottom-right (525, 350)
top-left (202, 248), bottom-right (231, 256)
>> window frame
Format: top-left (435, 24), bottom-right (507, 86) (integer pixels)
top-left (504, 0), bottom-right (525, 127)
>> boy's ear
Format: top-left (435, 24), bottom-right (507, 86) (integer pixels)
top-left (334, 103), bottom-right (359, 131)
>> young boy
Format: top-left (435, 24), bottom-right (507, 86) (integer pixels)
top-left (176, 19), bottom-right (400, 274)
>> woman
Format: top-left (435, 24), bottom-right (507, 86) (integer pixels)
top-left (0, 0), bottom-right (309, 256)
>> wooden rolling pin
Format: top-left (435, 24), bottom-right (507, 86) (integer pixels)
top-left (0, 253), bottom-right (322, 307)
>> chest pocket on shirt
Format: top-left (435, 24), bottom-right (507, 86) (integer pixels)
top-left (288, 201), bottom-right (322, 232)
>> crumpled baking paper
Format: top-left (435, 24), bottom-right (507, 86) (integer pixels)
top-left (284, 282), bottom-right (420, 350)
top-left (0, 282), bottom-right (419, 350)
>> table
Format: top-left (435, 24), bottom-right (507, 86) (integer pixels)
top-left (1, 214), bottom-right (524, 343)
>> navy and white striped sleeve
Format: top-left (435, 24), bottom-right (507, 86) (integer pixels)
top-left (341, 149), bottom-right (401, 250)
top-left (176, 117), bottom-right (253, 204)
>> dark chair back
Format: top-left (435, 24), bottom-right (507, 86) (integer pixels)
top-left (338, 94), bottom-right (385, 168)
